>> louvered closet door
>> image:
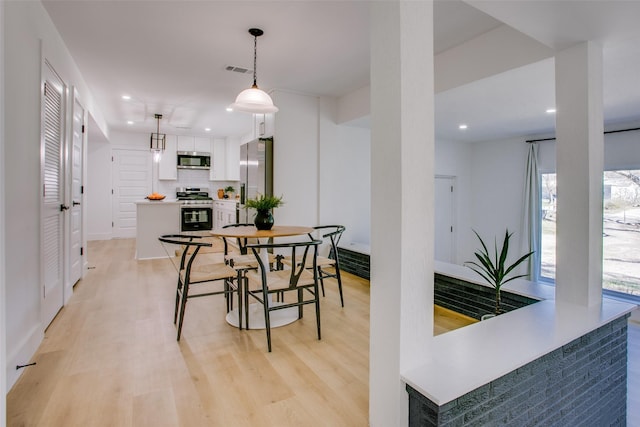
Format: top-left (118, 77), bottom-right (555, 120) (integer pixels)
top-left (41, 63), bottom-right (65, 328)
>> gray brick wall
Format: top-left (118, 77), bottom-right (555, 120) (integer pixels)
top-left (337, 247), bottom-right (370, 279)
top-left (435, 273), bottom-right (539, 320)
top-left (407, 314), bottom-right (629, 426)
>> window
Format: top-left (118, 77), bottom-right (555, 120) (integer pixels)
top-left (540, 170), bottom-right (640, 297)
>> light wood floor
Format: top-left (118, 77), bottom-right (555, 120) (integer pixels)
top-left (10, 238), bottom-right (635, 425)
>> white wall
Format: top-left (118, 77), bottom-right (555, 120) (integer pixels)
top-left (444, 124), bottom-right (640, 270)
top-left (87, 139), bottom-right (113, 240)
top-left (270, 91), bottom-right (320, 227)
top-left (4, 1), bottom-right (107, 389)
top-left (0, 0), bottom-right (7, 419)
top-left (434, 139), bottom-right (473, 264)
top-left (319, 97), bottom-right (371, 245)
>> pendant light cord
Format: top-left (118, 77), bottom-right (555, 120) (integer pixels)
top-left (253, 34), bottom-right (258, 88)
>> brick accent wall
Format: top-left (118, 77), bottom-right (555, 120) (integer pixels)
top-left (435, 273), bottom-right (539, 320)
top-left (407, 314), bottom-right (630, 426)
top-left (337, 247), bottom-right (370, 279)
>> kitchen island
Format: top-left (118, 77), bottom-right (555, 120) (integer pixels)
top-left (403, 261), bottom-right (636, 426)
top-left (135, 199), bottom-right (181, 260)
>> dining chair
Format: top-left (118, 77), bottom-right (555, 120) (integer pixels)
top-left (310, 225), bottom-right (346, 306)
top-left (245, 239), bottom-right (322, 352)
top-left (221, 223), bottom-right (280, 270)
top-left (283, 225), bottom-right (346, 306)
top-left (159, 234), bottom-right (241, 340)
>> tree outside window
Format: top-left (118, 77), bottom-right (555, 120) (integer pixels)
top-left (540, 170), bottom-right (640, 296)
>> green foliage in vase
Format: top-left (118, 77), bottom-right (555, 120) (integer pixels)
top-left (464, 229), bottom-right (534, 315)
top-left (245, 193), bottom-right (284, 211)
top-left (224, 185), bottom-right (235, 193)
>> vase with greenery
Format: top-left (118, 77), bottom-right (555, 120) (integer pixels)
top-left (245, 193), bottom-right (284, 230)
top-left (464, 229), bottom-right (534, 316)
top-left (224, 186), bottom-right (235, 199)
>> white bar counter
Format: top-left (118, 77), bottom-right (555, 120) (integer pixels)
top-left (135, 199), bottom-right (181, 260)
top-left (402, 261), bottom-right (637, 406)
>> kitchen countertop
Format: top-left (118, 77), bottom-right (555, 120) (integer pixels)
top-left (401, 261), bottom-right (637, 406)
top-left (135, 199), bottom-right (182, 204)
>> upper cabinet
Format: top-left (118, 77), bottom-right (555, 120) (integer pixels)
top-left (177, 135), bottom-right (212, 153)
top-left (158, 134), bottom-right (177, 180)
top-left (253, 113), bottom-right (275, 139)
top-left (210, 137), bottom-right (240, 181)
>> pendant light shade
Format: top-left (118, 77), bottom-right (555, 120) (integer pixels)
top-left (230, 28), bottom-right (278, 114)
top-left (150, 113), bottom-right (166, 152)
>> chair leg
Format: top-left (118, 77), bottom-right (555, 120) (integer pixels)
top-left (244, 278), bottom-right (250, 330)
top-left (176, 283), bottom-right (190, 341)
top-left (236, 272), bottom-right (243, 330)
top-left (263, 292), bottom-right (272, 352)
top-left (298, 288), bottom-right (304, 319)
top-left (314, 283), bottom-right (322, 340)
top-left (335, 265), bottom-right (344, 307)
top-left (318, 267), bottom-right (326, 297)
top-left (174, 280), bottom-right (182, 324)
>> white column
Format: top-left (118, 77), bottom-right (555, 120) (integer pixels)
top-left (554, 42), bottom-right (604, 307)
top-left (0, 1), bottom-right (6, 422)
top-left (370, 1), bottom-right (434, 425)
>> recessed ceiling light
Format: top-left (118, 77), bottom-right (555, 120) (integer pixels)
top-left (205, 128), bottom-right (211, 132)
top-left (127, 120), bottom-right (134, 125)
top-left (122, 95), bottom-right (131, 100)
top-left (226, 107), bottom-right (233, 112)
top-left (459, 124), bottom-right (468, 130)
top-left (546, 108), bottom-right (556, 113)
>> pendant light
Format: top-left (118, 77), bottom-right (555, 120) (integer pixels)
top-left (230, 28), bottom-right (278, 114)
top-left (150, 113), bottom-right (166, 152)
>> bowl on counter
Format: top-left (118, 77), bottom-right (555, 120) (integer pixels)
top-left (146, 194), bottom-right (166, 201)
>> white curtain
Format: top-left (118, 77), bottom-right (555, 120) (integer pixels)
top-left (520, 143), bottom-right (540, 281)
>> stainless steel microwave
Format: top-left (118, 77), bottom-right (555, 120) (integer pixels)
top-left (177, 152), bottom-right (210, 169)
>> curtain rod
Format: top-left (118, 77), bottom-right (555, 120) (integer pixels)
top-left (525, 126), bottom-right (640, 143)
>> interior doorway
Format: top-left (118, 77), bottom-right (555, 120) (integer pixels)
top-left (41, 60), bottom-right (66, 327)
top-left (435, 175), bottom-right (456, 263)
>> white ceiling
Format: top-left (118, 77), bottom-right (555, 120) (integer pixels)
top-left (41, 0), bottom-right (640, 144)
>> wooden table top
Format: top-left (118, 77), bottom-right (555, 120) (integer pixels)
top-left (210, 225), bottom-right (313, 239)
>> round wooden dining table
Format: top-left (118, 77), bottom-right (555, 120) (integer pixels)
top-left (210, 225), bottom-right (314, 329)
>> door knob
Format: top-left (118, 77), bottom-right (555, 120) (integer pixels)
top-left (60, 204), bottom-right (70, 211)
top-left (73, 201), bottom-right (81, 206)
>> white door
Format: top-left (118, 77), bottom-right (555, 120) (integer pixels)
top-left (41, 61), bottom-right (66, 327)
top-left (69, 95), bottom-right (84, 286)
top-left (435, 176), bottom-right (455, 263)
top-left (112, 149), bottom-right (152, 238)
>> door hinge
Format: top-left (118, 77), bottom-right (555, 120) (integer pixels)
top-left (80, 247), bottom-right (84, 256)
top-left (111, 156), bottom-right (114, 162)
top-left (111, 189), bottom-right (114, 195)
top-left (82, 124), bottom-right (85, 133)
top-left (112, 221), bottom-right (114, 227)
top-left (451, 226), bottom-right (453, 232)
top-left (81, 185), bottom-right (84, 194)
top-left (451, 186), bottom-right (454, 192)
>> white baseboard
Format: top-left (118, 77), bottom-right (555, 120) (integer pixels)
top-left (87, 232), bottom-right (112, 241)
top-left (6, 323), bottom-right (44, 391)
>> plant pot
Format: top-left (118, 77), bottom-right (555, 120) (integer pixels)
top-left (254, 209), bottom-right (274, 230)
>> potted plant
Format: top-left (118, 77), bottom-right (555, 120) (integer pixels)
top-left (245, 193), bottom-right (284, 230)
top-left (464, 229), bottom-right (534, 318)
top-left (224, 186), bottom-right (235, 199)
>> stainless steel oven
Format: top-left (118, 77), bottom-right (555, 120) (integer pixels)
top-left (181, 206), bottom-right (212, 231)
top-left (177, 187), bottom-right (213, 231)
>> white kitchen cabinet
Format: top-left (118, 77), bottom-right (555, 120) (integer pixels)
top-left (210, 138), bottom-right (226, 181)
top-left (177, 135), bottom-right (211, 153)
top-left (158, 134), bottom-right (177, 180)
top-left (253, 113), bottom-right (275, 138)
top-left (225, 137), bottom-right (240, 181)
top-left (210, 138), bottom-right (240, 181)
top-left (213, 200), bottom-right (237, 229)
